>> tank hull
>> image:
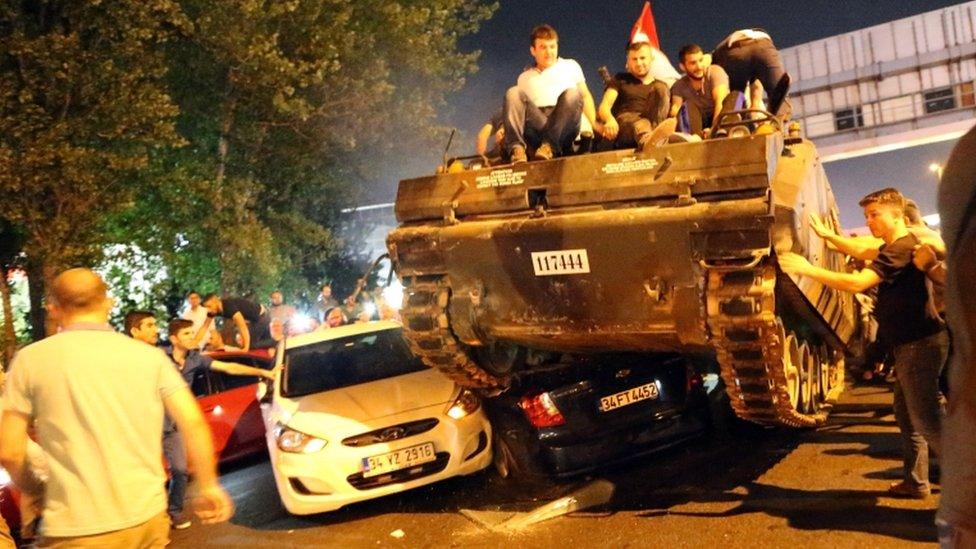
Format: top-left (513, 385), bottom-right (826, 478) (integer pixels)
top-left (388, 133), bottom-right (859, 426)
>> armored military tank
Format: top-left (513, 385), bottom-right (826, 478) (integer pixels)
top-left (387, 114), bottom-right (859, 427)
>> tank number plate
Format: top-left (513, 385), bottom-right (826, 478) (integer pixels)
top-left (531, 249), bottom-right (590, 276)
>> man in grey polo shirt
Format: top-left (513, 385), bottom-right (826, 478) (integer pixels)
top-left (0, 268), bottom-right (233, 547)
top-left (670, 43), bottom-right (737, 136)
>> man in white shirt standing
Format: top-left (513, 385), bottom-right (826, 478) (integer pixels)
top-left (181, 291), bottom-right (213, 350)
top-left (503, 24), bottom-right (599, 163)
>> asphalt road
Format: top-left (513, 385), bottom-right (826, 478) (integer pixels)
top-left (171, 384), bottom-right (940, 548)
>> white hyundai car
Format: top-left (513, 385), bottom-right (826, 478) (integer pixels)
top-left (263, 320), bottom-right (492, 515)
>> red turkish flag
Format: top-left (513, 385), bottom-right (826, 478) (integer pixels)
top-left (630, 1), bottom-right (660, 49)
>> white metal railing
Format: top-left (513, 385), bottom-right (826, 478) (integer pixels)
top-left (796, 83), bottom-right (975, 138)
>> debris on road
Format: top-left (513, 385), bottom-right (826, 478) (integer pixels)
top-left (461, 479), bottom-right (615, 532)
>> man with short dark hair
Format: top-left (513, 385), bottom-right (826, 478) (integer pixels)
top-left (202, 294), bottom-right (273, 351)
top-left (1, 269), bottom-right (233, 546)
top-left (597, 41), bottom-right (677, 152)
top-left (181, 291), bottom-right (213, 350)
top-left (125, 310), bottom-right (159, 346)
top-left (313, 283), bottom-right (339, 324)
top-left (780, 188), bottom-right (947, 499)
top-left (268, 291), bottom-right (296, 324)
top-left (155, 318), bottom-right (273, 528)
top-left (503, 24), bottom-right (598, 163)
top-left (670, 43), bottom-right (734, 136)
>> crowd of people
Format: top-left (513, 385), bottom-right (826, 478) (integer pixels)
top-left (477, 24), bottom-right (789, 164)
top-left (0, 273), bottom-right (397, 547)
top-left (0, 14), bottom-right (975, 549)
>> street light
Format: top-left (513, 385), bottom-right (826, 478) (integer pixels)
top-left (929, 162), bottom-right (944, 180)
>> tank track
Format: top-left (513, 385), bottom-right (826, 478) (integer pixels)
top-left (705, 263), bottom-right (845, 428)
top-left (400, 275), bottom-right (507, 389)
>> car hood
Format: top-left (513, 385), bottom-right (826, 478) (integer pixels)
top-left (275, 368), bottom-right (457, 428)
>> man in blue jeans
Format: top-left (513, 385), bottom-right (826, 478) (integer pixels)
top-left (779, 188), bottom-right (947, 499)
top-left (503, 24), bottom-right (598, 163)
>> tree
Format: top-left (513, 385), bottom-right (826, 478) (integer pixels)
top-left (0, 1), bottom-right (188, 337)
top-left (123, 0), bottom-right (498, 297)
top-left (0, 219), bottom-right (24, 366)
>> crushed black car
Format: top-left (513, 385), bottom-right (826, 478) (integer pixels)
top-left (485, 353), bottom-right (714, 481)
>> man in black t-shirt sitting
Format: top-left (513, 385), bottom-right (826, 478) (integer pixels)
top-left (780, 188), bottom-right (947, 500)
top-left (597, 41), bottom-right (677, 152)
top-left (202, 294), bottom-right (275, 351)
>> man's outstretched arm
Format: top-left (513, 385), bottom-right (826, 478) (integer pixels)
top-left (211, 360), bottom-right (274, 380)
top-left (778, 252), bottom-right (882, 294)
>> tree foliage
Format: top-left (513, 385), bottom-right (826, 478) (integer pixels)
top-left (1, 0), bottom-right (496, 337)
top-left (0, 0), bottom-right (188, 335)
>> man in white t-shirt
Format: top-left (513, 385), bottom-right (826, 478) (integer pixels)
top-left (0, 269), bottom-right (233, 546)
top-left (181, 291), bottom-right (214, 350)
top-left (503, 24), bottom-right (598, 163)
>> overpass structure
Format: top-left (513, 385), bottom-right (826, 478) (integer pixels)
top-left (782, 1), bottom-right (976, 162)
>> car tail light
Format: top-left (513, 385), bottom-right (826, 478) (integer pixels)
top-left (687, 367), bottom-right (703, 392)
top-left (446, 388), bottom-right (481, 419)
top-left (519, 392), bottom-right (565, 428)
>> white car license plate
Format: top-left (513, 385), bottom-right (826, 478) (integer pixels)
top-left (362, 442), bottom-right (436, 478)
top-left (599, 382), bottom-right (660, 412)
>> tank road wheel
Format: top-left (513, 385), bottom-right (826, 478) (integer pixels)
top-left (816, 344), bottom-right (831, 402)
top-left (473, 341), bottom-right (527, 378)
top-left (783, 331), bottom-right (802, 411)
top-left (799, 344), bottom-right (821, 414)
top-left (827, 349), bottom-right (846, 401)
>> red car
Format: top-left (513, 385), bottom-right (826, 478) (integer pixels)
top-left (190, 350), bottom-right (274, 464)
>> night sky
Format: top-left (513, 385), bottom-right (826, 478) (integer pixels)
top-left (434, 0), bottom-right (966, 227)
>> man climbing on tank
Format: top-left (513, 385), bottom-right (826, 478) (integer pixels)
top-left (779, 188), bottom-right (947, 500)
top-left (711, 29), bottom-right (791, 119)
top-left (597, 40), bottom-right (678, 152)
top-left (502, 24), bottom-right (599, 163)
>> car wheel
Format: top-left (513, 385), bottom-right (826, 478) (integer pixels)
top-left (492, 430), bottom-right (516, 479)
top-left (490, 417), bottom-right (548, 482)
top-left (474, 341), bottom-right (526, 378)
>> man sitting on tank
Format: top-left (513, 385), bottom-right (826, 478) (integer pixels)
top-left (711, 29), bottom-right (790, 119)
top-left (669, 44), bottom-right (743, 137)
top-left (596, 41), bottom-right (678, 153)
top-left (502, 24), bottom-right (599, 164)
top-left (779, 188), bottom-right (947, 500)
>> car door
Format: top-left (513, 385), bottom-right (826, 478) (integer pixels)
top-left (194, 353), bottom-right (272, 463)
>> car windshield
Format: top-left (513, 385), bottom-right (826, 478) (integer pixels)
top-left (282, 327), bottom-right (426, 398)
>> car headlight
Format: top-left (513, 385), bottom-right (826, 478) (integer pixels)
top-left (0, 466), bottom-right (9, 486)
top-left (446, 388), bottom-right (481, 419)
top-left (274, 423), bottom-right (327, 453)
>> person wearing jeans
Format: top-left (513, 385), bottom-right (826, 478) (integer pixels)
top-left (778, 187), bottom-right (946, 499)
top-left (891, 331), bottom-right (948, 494)
top-left (502, 24), bottom-right (598, 163)
top-left (504, 86), bottom-right (582, 159)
